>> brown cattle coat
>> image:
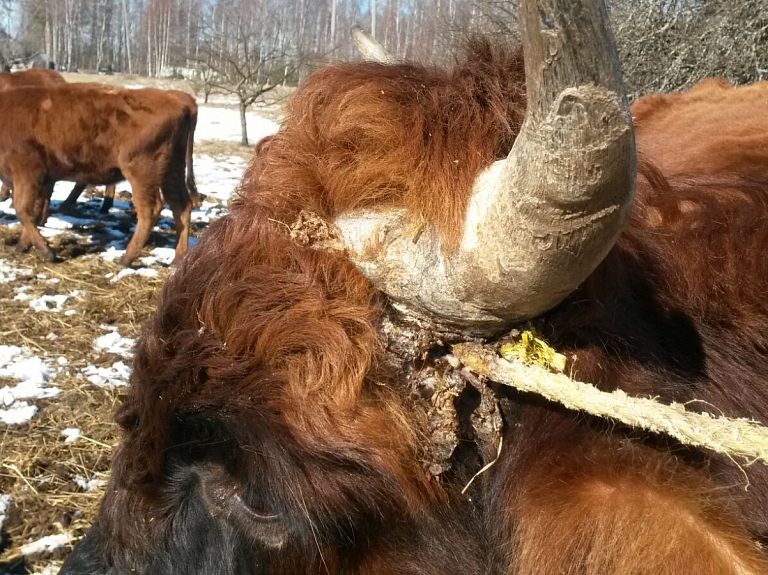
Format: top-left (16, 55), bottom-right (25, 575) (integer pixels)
top-left (0, 83), bottom-right (194, 264)
top-left (632, 78), bottom-right (768, 179)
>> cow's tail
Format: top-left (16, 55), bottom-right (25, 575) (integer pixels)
top-left (186, 105), bottom-right (200, 209)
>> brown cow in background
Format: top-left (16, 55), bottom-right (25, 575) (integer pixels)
top-left (632, 78), bottom-right (768, 179)
top-left (59, 89), bottom-right (200, 214)
top-left (0, 68), bottom-right (119, 211)
top-left (0, 83), bottom-right (194, 265)
top-left (0, 70), bottom-right (199, 217)
top-left (57, 89), bottom-right (200, 217)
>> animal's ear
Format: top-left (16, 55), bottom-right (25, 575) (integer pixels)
top-left (351, 25), bottom-right (397, 64)
top-left (196, 463), bottom-right (289, 549)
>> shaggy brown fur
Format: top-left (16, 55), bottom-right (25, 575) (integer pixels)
top-left (0, 83), bottom-right (196, 265)
top-left (485, 163), bottom-right (768, 574)
top-left (631, 77), bottom-right (768, 180)
top-left (261, 41), bottom-right (526, 249)
top-left (62, 41), bottom-right (768, 575)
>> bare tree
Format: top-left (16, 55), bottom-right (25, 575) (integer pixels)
top-left (197, 0), bottom-right (301, 145)
top-left (466, 0), bottom-right (768, 97)
top-left (606, 0), bottom-right (768, 97)
top-left (190, 63), bottom-right (217, 103)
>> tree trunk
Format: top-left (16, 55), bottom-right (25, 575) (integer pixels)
top-left (239, 101), bottom-right (249, 147)
top-left (147, 12), bottom-right (152, 76)
top-left (371, 0), bottom-right (376, 39)
top-left (44, 8), bottom-right (52, 57)
top-left (186, 0), bottom-right (192, 66)
top-left (122, 0), bottom-right (132, 73)
top-left (330, 0), bottom-right (336, 49)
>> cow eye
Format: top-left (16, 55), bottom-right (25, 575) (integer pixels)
top-left (196, 463), bottom-right (288, 549)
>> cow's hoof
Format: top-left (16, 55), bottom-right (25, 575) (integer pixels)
top-left (14, 241), bottom-right (30, 254)
top-left (58, 202), bottom-right (78, 216)
top-left (43, 248), bottom-right (56, 262)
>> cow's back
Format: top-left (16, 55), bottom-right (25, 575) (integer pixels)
top-left (0, 68), bottom-right (65, 91)
top-left (0, 84), bottom-right (188, 183)
top-left (632, 79), bottom-right (768, 179)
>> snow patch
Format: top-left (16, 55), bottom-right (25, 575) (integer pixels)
top-left (139, 247), bottom-right (176, 267)
top-left (93, 331), bottom-right (135, 358)
top-left (110, 267), bottom-right (159, 282)
top-left (0, 401), bottom-right (39, 425)
top-left (0, 494), bottom-right (10, 531)
top-left (0, 377), bottom-right (60, 404)
top-left (196, 105), bottom-right (278, 144)
top-left (0, 259), bottom-right (33, 284)
top-left (0, 346), bottom-right (59, 425)
top-left (20, 533), bottom-right (74, 556)
top-left (82, 361), bottom-right (132, 388)
top-left (28, 290), bottom-right (80, 313)
top-left (61, 428), bottom-right (81, 443)
top-left (100, 247), bottom-right (127, 262)
top-left (73, 475), bottom-right (106, 492)
top-left (194, 154), bottom-right (249, 203)
top-left (0, 346), bottom-right (52, 385)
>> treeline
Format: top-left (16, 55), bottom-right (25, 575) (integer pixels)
top-left (2, 0), bottom-right (491, 78)
top-left (1, 0), bottom-right (766, 95)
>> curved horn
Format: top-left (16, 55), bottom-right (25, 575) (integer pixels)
top-left (351, 26), bottom-right (397, 64)
top-left (336, 0), bottom-right (636, 335)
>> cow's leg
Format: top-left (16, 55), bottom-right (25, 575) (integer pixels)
top-left (35, 196), bottom-right (51, 226)
top-left (16, 225), bottom-right (32, 253)
top-left (100, 184), bottom-right (116, 213)
top-left (161, 169), bottom-right (192, 264)
top-left (12, 178), bottom-right (55, 261)
top-left (120, 178), bottom-right (161, 267)
top-left (60, 183), bottom-right (86, 214)
top-left (488, 415), bottom-right (768, 575)
top-left (34, 182), bottom-right (54, 226)
top-left (0, 183), bottom-right (10, 202)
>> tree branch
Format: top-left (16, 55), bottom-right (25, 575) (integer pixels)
top-left (452, 342), bottom-right (768, 465)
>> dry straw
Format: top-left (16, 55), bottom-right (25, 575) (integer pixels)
top-left (0, 239), bottom-right (168, 569)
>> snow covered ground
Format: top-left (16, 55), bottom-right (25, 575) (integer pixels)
top-left (196, 105), bottom-right (280, 145)
top-left (0, 101), bottom-right (280, 570)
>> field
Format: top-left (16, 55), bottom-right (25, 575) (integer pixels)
top-left (0, 74), bottom-right (281, 574)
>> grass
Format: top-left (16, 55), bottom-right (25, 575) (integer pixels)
top-left (195, 139), bottom-right (257, 161)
